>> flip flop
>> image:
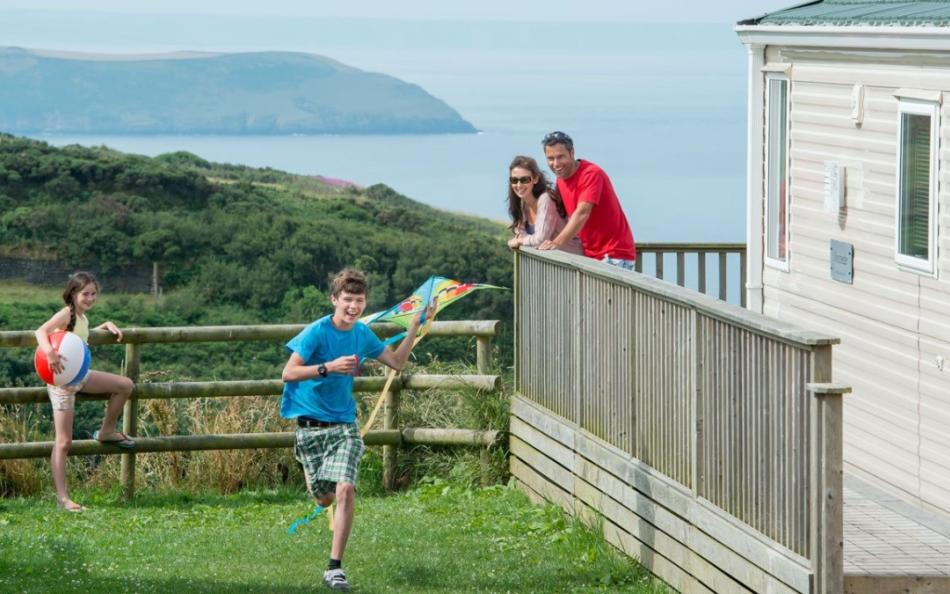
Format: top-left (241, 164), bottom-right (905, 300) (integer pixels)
top-left (57, 501), bottom-right (87, 513)
top-left (93, 430), bottom-right (136, 449)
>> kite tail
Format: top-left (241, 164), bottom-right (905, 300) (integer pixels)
top-left (287, 504), bottom-right (325, 535)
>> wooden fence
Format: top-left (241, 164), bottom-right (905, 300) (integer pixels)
top-left (0, 320), bottom-right (501, 498)
top-left (636, 242), bottom-right (747, 306)
top-left (511, 248), bottom-right (847, 594)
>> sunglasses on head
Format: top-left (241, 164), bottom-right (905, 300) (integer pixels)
top-left (542, 131), bottom-right (573, 148)
top-left (510, 176), bottom-right (533, 185)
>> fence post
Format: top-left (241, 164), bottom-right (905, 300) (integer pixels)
top-left (121, 343), bottom-right (140, 501)
top-left (480, 446), bottom-right (492, 487)
top-left (382, 385), bottom-right (400, 491)
top-left (808, 345), bottom-right (846, 594)
top-left (476, 336), bottom-right (491, 375)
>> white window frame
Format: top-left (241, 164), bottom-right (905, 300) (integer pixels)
top-left (894, 98), bottom-right (939, 276)
top-left (764, 73), bottom-right (790, 272)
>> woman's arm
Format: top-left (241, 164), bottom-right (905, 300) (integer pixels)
top-left (508, 224), bottom-right (529, 249)
top-left (519, 193), bottom-right (560, 247)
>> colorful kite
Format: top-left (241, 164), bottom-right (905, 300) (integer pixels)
top-left (361, 276), bottom-right (505, 345)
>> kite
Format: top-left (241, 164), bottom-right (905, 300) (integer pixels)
top-left (288, 275), bottom-right (505, 535)
top-left (361, 276), bottom-right (505, 345)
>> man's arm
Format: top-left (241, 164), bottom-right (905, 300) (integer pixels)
top-left (539, 201), bottom-right (593, 250)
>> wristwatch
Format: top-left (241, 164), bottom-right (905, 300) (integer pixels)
top-left (317, 364), bottom-right (328, 378)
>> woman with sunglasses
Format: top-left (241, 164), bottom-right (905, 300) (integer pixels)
top-left (506, 155), bottom-right (583, 254)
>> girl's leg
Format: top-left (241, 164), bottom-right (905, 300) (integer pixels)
top-left (51, 407), bottom-right (78, 508)
top-left (82, 370), bottom-right (134, 439)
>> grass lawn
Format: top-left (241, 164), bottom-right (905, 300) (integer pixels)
top-left (0, 482), bottom-right (670, 594)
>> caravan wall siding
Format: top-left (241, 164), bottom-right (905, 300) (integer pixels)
top-left (762, 45), bottom-right (950, 516)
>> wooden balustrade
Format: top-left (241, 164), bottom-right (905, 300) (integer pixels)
top-left (512, 248), bottom-right (845, 594)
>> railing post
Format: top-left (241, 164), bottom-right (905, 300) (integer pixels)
top-left (718, 252), bottom-right (728, 301)
top-left (120, 343), bottom-right (140, 501)
top-left (382, 385), bottom-right (400, 491)
top-left (514, 251), bottom-right (521, 393)
top-left (691, 309), bottom-right (704, 497)
top-left (739, 249), bottom-right (748, 308)
top-left (698, 251), bottom-right (707, 295)
top-left (808, 345), bottom-right (846, 594)
top-left (476, 336), bottom-right (491, 375)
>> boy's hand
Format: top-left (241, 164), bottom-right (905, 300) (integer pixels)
top-left (328, 355), bottom-right (358, 375)
top-left (410, 299), bottom-right (437, 332)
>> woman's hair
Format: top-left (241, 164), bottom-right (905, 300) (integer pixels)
top-left (331, 268), bottom-right (368, 297)
top-left (62, 271), bottom-right (100, 332)
top-left (507, 156), bottom-right (566, 230)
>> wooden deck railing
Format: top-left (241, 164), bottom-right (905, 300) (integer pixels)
top-left (636, 242), bottom-right (747, 306)
top-left (0, 320), bottom-right (501, 498)
top-left (511, 248), bottom-right (846, 594)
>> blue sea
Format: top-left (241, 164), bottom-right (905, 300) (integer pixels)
top-left (9, 16), bottom-right (749, 242)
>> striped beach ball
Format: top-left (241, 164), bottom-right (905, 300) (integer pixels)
top-left (34, 331), bottom-right (91, 387)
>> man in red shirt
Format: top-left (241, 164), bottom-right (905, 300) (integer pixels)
top-left (538, 131), bottom-right (637, 269)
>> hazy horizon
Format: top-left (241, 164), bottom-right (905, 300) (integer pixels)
top-left (0, 1), bottom-right (794, 24)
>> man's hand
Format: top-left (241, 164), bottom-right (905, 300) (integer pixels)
top-left (538, 239), bottom-right (561, 250)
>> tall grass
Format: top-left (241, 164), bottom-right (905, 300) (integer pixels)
top-left (0, 405), bottom-right (46, 496)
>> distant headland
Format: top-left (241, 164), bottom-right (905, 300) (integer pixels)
top-left (0, 47), bottom-right (477, 135)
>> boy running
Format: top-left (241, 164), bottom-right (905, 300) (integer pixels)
top-left (281, 268), bottom-right (430, 591)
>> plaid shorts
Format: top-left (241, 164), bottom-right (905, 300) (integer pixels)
top-left (294, 422), bottom-right (365, 498)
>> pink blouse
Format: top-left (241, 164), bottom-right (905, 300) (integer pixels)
top-left (513, 192), bottom-right (584, 255)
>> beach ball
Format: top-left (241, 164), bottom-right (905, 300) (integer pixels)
top-left (34, 331), bottom-right (91, 387)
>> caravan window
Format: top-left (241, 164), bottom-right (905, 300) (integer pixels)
top-left (765, 75), bottom-right (789, 270)
top-left (896, 99), bottom-right (939, 275)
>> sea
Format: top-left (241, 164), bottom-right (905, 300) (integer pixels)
top-left (6, 15), bottom-right (750, 242)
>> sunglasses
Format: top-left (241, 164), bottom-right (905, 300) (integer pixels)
top-left (542, 131), bottom-right (573, 148)
top-left (510, 176), bottom-right (533, 185)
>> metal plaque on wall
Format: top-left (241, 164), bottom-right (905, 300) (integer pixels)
top-left (830, 239), bottom-right (853, 284)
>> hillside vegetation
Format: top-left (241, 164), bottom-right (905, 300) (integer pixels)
top-left (0, 134), bottom-right (509, 308)
top-left (0, 134), bottom-right (512, 384)
top-left (0, 48), bottom-right (477, 135)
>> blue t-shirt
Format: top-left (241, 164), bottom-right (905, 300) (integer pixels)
top-left (280, 315), bottom-right (385, 422)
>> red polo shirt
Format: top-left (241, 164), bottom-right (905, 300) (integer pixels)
top-left (556, 160), bottom-right (636, 261)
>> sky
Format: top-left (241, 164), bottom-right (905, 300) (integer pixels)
top-left (0, 1), bottom-right (797, 23)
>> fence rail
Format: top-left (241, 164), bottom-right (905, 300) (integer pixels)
top-left (513, 247), bottom-right (845, 593)
top-left (0, 428), bottom-right (501, 460)
top-left (0, 320), bottom-right (501, 497)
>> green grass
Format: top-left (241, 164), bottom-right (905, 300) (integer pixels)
top-left (0, 280), bottom-right (63, 304)
top-left (0, 482), bottom-right (670, 594)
